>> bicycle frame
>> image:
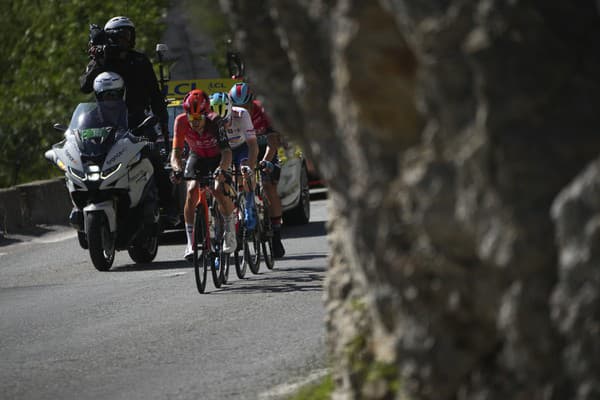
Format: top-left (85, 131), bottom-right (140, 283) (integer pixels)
top-left (193, 184), bottom-right (212, 251)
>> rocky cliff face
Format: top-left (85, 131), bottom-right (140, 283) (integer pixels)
top-left (221, 1), bottom-right (600, 398)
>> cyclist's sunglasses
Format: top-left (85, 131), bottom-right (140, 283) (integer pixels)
top-left (187, 113), bottom-right (205, 122)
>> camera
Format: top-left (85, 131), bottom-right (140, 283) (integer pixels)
top-left (88, 24), bottom-right (122, 62)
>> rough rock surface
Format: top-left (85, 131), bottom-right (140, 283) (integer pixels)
top-left (221, 1), bottom-right (600, 399)
top-left (161, 1), bottom-right (220, 79)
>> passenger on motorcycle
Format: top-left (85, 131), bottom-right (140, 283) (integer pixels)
top-left (210, 92), bottom-right (259, 230)
top-left (170, 89), bottom-right (236, 260)
top-left (229, 82), bottom-right (285, 258)
top-left (69, 72), bottom-right (138, 228)
top-left (78, 71), bottom-right (128, 129)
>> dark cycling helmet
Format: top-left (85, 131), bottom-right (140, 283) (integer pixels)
top-left (229, 82), bottom-right (253, 106)
top-left (104, 16), bottom-right (136, 48)
top-left (93, 71), bottom-right (125, 101)
top-left (183, 89), bottom-right (210, 119)
top-left (210, 92), bottom-right (232, 119)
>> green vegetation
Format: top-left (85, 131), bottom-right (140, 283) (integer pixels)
top-left (287, 374), bottom-right (334, 400)
top-left (345, 333), bottom-right (401, 398)
top-left (186, 0), bottom-right (232, 77)
top-left (0, 0), bottom-right (168, 188)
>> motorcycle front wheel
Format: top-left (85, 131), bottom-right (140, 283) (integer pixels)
top-left (87, 212), bottom-right (116, 271)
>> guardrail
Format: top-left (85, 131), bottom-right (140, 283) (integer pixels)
top-left (0, 177), bottom-right (72, 237)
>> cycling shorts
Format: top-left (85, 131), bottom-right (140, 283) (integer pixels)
top-left (184, 152), bottom-right (220, 186)
top-left (232, 142), bottom-right (249, 168)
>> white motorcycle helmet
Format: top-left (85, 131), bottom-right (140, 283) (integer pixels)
top-left (104, 16), bottom-right (135, 48)
top-left (93, 72), bottom-right (125, 101)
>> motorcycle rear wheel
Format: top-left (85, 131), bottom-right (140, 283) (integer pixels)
top-left (128, 225), bottom-right (159, 263)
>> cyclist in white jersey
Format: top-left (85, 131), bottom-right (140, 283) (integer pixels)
top-left (210, 92), bottom-right (259, 229)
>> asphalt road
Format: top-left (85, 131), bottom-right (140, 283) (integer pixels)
top-left (0, 197), bottom-right (329, 400)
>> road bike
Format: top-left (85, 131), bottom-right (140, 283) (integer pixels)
top-left (231, 165), bottom-right (260, 278)
top-left (187, 175), bottom-right (230, 293)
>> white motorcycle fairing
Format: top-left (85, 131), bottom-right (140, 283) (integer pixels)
top-left (83, 200), bottom-right (117, 232)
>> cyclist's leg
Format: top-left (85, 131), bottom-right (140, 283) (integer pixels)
top-left (208, 157), bottom-right (237, 253)
top-left (183, 153), bottom-right (201, 259)
top-left (261, 154), bottom-right (285, 258)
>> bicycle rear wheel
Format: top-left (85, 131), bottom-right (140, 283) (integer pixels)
top-left (260, 196), bottom-right (275, 270)
top-left (193, 206), bottom-right (208, 293)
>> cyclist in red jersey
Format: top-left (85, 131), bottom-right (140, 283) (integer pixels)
top-left (170, 89), bottom-right (236, 260)
top-left (229, 82), bottom-right (285, 258)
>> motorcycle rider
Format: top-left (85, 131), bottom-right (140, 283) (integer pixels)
top-left (229, 82), bottom-right (285, 258)
top-left (79, 16), bottom-right (176, 222)
top-left (170, 89), bottom-right (236, 260)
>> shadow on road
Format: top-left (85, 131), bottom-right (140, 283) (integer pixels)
top-left (214, 266), bottom-right (325, 294)
top-left (111, 259), bottom-right (191, 272)
top-left (283, 221), bottom-right (326, 239)
top-left (280, 252), bottom-right (328, 261)
top-left (0, 225), bottom-right (60, 247)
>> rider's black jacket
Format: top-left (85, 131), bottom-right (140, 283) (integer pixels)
top-left (79, 50), bottom-right (168, 136)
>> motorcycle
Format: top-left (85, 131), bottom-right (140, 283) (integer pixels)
top-left (45, 100), bottom-right (160, 271)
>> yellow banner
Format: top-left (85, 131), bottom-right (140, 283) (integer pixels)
top-left (163, 78), bottom-right (242, 100)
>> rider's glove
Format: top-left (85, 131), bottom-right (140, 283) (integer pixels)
top-left (144, 141), bottom-right (156, 152)
top-left (241, 165), bottom-right (253, 175)
top-left (213, 167), bottom-right (232, 181)
top-left (259, 160), bottom-right (274, 172)
top-left (170, 170), bottom-right (183, 183)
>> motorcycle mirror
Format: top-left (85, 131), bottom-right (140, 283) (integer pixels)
top-left (53, 123), bottom-right (68, 132)
top-left (156, 43), bottom-right (169, 54)
top-left (44, 149), bottom-right (56, 163)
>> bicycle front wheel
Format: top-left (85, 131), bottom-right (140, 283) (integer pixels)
top-left (239, 193), bottom-right (261, 275)
top-left (210, 208), bottom-right (224, 289)
top-left (193, 206), bottom-right (208, 293)
top-left (234, 194), bottom-right (247, 279)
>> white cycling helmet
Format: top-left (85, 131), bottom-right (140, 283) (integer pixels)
top-left (93, 72), bottom-right (125, 101)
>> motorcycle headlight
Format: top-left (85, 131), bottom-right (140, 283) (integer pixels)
top-left (86, 164), bottom-right (100, 182)
top-left (101, 163), bottom-right (122, 179)
top-left (56, 159), bottom-right (67, 171)
top-left (68, 166), bottom-right (86, 181)
top-left (87, 173), bottom-right (100, 182)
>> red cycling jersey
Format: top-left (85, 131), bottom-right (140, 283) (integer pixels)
top-left (172, 113), bottom-right (230, 158)
top-left (249, 99), bottom-right (274, 136)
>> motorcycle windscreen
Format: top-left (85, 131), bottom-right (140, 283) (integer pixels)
top-left (69, 101), bottom-right (128, 157)
top-left (69, 101), bottom-right (128, 131)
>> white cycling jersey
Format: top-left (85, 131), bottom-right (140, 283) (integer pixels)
top-left (223, 106), bottom-right (256, 149)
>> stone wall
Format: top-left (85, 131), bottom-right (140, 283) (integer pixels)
top-left (0, 178), bottom-right (72, 235)
top-left (221, 1), bottom-right (600, 399)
